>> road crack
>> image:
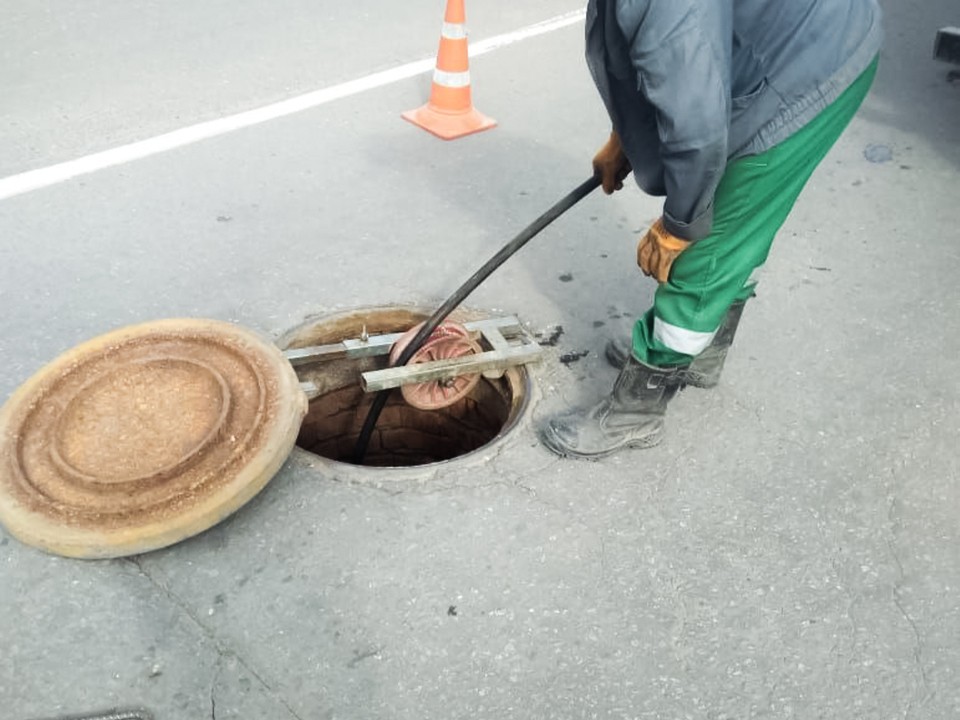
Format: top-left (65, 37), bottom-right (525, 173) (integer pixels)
top-left (884, 490), bottom-right (933, 715)
top-left (124, 557), bottom-right (308, 720)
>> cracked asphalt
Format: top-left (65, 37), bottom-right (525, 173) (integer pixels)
top-left (2, 1), bottom-right (960, 718)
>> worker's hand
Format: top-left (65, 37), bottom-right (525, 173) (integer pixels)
top-left (592, 131), bottom-right (631, 194)
top-left (637, 218), bottom-right (691, 283)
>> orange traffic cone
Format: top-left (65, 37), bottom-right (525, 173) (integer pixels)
top-left (402, 0), bottom-right (497, 140)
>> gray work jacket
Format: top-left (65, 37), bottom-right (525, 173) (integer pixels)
top-left (586, 0), bottom-right (883, 241)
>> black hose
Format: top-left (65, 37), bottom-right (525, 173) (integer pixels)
top-left (351, 175), bottom-right (601, 464)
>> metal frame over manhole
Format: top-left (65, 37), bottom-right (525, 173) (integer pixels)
top-left (279, 307), bottom-right (538, 471)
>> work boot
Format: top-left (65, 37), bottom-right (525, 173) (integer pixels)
top-left (540, 354), bottom-right (684, 459)
top-left (604, 300), bottom-right (747, 389)
top-left (683, 300), bottom-right (746, 388)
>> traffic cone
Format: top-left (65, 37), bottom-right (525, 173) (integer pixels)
top-left (402, 0), bottom-right (497, 140)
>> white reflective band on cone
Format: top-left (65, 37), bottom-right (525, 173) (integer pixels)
top-left (442, 22), bottom-right (468, 40)
top-left (653, 318), bottom-right (716, 355)
top-left (433, 69), bottom-right (471, 88)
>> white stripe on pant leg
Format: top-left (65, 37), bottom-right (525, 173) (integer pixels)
top-left (653, 318), bottom-right (717, 355)
top-left (433, 69), bottom-right (471, 87)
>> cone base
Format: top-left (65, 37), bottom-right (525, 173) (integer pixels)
top-left (401, 103), bottom-right (497, 141)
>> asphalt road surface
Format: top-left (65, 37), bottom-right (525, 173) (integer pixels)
top-left (2, 1), bottom-right (960, 718)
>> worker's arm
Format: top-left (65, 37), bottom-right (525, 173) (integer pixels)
top-left (615, 0), bottom-right (733, 242)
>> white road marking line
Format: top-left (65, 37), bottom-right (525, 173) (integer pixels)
top-left (0, 9), bottom-right (586, 201)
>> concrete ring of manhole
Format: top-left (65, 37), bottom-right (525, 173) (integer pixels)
top-left (279, 306), bottom-right (533, 476)
top-left (0, 319), bottom-right (306, 559)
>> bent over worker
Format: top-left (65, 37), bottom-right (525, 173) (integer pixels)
top-left (542, 0), bottom-right (883, 458)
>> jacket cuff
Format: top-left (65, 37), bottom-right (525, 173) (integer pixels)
top-left (663, 206), bottom-right (714, 243)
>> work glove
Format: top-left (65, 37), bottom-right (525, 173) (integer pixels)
top-left (637, 218), bottom-right (691, 284)
top-left (592, 131), bottom-right (631, 194)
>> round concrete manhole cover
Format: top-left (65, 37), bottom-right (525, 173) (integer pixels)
top-left (0, 319), bottom-right (306, 559)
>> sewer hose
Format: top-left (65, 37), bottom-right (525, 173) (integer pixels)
top-left (351, 175), bottom-right (601, 464)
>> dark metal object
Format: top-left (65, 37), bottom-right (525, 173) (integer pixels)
top-left (350, 175), bottom-right (602, 464)
top-left (934, 27), bottom-right (960, 65)
top-left (30, 710), bottom-right (154, 720)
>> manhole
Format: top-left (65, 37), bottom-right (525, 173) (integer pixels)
top-left (0, 309), bottom-right (533, 557)
top-left (279, 307), bottom-right (531, 468)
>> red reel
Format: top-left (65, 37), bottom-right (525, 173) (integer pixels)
top-left (388, 322), bottom-right (483, 410)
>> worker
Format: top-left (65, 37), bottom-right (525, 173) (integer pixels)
top-left (542, 0), bottom-right (883, 458)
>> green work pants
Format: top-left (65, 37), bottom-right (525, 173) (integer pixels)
top-left (633, 58), bottom-right (879, 367)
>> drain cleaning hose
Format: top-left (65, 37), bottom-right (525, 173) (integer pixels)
top-left (351, 175), bottom-right (602, 464)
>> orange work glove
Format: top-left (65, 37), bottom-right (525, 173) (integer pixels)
top-left (637, 218), bottom-right (691, 283)
top-left (592, 131), bottom-right (632, 194)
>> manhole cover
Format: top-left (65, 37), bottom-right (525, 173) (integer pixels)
top-left (280, 307), bottom-right (530, 468)
top-left (0, 319), bottom-right (306, 559)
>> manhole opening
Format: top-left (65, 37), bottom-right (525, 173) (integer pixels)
top-left (282, 308), bottom-right (528, 468)
top-left (298, 377), bottom-right (514, 467)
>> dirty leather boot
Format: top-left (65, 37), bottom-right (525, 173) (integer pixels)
top-left (682, 300), bottom-right (746, 388)
top-left (540, 354), bottom-right (684, 459)
top-left (604, 301), bottom-right (746, 389)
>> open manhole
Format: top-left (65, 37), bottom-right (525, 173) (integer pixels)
top-left (0, 308), bottom-right (533, 557)
top-left (279, 307), bottom-right (531, 468)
